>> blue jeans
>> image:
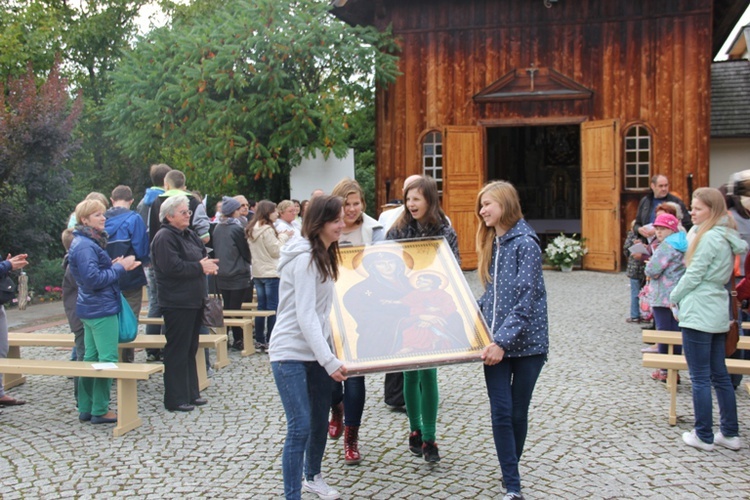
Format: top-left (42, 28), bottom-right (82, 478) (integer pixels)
top-left (653, 307), bottom-right (681, 355)
top-left (681, 327), bottom-right (738, 443)
top-left (484, 354), bottom-right (546, 495)
top-left (330, 376), bottom-right (366, 427)
top-left (630, 278), bottom-right (642, 320)
top-left (272, 361), bottom-right (333, 500)
top-left (254, 277), bottom-right (279, 343)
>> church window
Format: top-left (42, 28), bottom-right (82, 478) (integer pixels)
top-left (624, 125), bottom-right (651, 190)
top-left (422, 131), bottom-right (443, 193)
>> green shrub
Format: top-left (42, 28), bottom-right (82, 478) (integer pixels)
top-left (27, 258), bottom-right (65, 297)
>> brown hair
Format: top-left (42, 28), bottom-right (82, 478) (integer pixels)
top-left (392, 176), bottom-right (447, 232)
top-left (246, 200), bottom-right (279, 240)
top-left (150, 163), bottom-right (172, 186)
top-left (331, 177), bottom-right (366, 226)
top-left (111, 185), bottom-right (133, 202)
top-left (301, 195), bottom-right (343, 282)
top-left (475, 181), bottom-right (524, 286)
top-left (164, 170), bottom-right (186, 190)
top-left (61, 228), bottom-right (75, 251)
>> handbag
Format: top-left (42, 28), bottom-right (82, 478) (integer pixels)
top-left (0, 275), bottom-right (16, 305)
top-left (118, 294), bottom-right (138, 343)
top-left (638, 280), bottom-right (653, 322)
top-left (726, 273), bottom-right (740, 357)
top-left (202, 294), bottom-right (224, 328)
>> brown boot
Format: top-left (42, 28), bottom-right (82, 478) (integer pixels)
top-left (344, 425), bottom-right (363, 465)
top-left (328, 402), bottom-right (344, 440)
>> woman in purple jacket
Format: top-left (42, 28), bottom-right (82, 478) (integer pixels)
top-left (69, 199), bottom-right (140, 424)
top-left (476, 181), bottom-right (549, 500)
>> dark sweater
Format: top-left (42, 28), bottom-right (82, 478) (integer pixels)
top-left (151, 223), bottom-right (207, 309)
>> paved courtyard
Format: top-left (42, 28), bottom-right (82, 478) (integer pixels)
top-left (2, 270), bottom-right (750, 499)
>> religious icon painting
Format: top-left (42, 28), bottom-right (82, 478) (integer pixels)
top-left (330, 237), bottom-right (493, 375)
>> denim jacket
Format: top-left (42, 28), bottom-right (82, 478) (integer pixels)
top-left (477, 219), bottom-right (549, 357)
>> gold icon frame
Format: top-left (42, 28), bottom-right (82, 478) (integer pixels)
top-left (330, 238), bottom-right (492, 375)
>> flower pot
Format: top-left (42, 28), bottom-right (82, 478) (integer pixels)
top-left (560, 264), bottom-right (573, 273)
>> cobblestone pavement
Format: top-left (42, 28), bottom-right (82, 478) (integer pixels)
top-left (2, 271), bottom-right (750, 499)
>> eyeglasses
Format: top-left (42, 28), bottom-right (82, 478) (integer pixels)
top-left (241, 204), bottom-right (249, 208)
top-left (178, 210), bottom-right (193, 216)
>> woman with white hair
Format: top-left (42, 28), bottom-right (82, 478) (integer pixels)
top-left (151, 195), bottom-right (218, 412)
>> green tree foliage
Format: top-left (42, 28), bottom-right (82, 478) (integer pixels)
top-left (0, 0), bottom-right (67, 79)
top-left (0, 61), bottom-right (82, 258)
top-left (105, 0), bottom-right (400, 201)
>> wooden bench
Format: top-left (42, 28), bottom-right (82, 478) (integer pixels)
top-left (0, 358), bottom-right (163, 436)
top-left (222, 309), bottom-right (276, 355)
top-left (139, 310), bottom-right (275, 356)
top-left (138, 314), bottom-right (256, 355)
top-left (642, 329), bottom-right (750, 425)
top-left (5, 333), bottom-right (228, 393)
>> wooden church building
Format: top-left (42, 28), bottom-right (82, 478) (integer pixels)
top-left (333, 0), bottom-right (750, 270)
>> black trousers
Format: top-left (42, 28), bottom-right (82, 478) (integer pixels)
top-left (162, 307), bottom-right (201, 409)
top-left (220, 288), bottom-right (246, 344)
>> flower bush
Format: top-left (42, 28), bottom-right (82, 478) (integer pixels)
top-left (544, 233), bottom-right (588, 267)
top-left (38, 285), bottom-right (63, 302)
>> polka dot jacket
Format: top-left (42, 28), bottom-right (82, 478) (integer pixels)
top-left (477, 219), bottom-right (549, 358)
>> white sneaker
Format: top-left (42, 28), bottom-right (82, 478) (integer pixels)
top-left (503, 493), bottom-right (525, 500)
top-left (714, 432), bottom-right (742, 451)
top-left (302, 474), bottom-right (340, 500)
top-left (682, 429), bottom-right (714, 451)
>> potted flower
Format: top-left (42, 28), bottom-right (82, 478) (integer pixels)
top-left (544, 233), bottom-right (587, 272)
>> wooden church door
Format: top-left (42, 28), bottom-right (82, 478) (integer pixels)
top-left (442, 126), bottom-right (484, 270)
top-left (581, 119), bottom-right (621, 271)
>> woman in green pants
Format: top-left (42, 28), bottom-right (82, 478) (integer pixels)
top-left (68, 199), bottom-right (140, 424)
top-left (386, 176), bottom-right (461, 463)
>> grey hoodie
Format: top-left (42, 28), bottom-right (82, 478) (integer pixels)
top-left (268, 238), bottom-right (343, 375)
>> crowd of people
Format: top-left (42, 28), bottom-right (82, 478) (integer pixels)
top-left (9, 167), bottom-right (746, 498)
top-left (628, 174), bottom-right (750, 453)
top-left (0, 167), bottom-right (543, 500)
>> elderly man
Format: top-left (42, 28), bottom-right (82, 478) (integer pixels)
top-left (634, 175), bottom-right (691, 240)
top-left (233, 195), bottom-right (250, 226)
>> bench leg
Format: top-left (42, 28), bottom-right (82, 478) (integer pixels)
top-left (242, 320), bottom-right (256, 356)
top-left (667, 369), bottom-right (678, 426)
top-left (114, 379), bottom-right (142, 437)
top-left (746, 382), bottom-right (750, 396)
top-left (4, 346), bottom-right (26, 391)
top-left (196, 349), bottom-right (209, 391)
top-left (213, 339), bottom-right (229, 370)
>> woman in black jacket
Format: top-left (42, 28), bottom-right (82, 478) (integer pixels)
top-left (212, 196), bottom-right (252, 351)
top-left (151, 195), bottom-right (218, 412)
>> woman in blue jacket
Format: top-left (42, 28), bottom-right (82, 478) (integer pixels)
top-left (476, 181), bottom-right (549, 500)
top-left (69, 199), bottom-right (140, 424)
top-left (670, 187), bottom-right (748, 452)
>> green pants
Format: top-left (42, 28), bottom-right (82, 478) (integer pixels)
top-left (78, 315), bottom-right (119, 416)
top-left (404, 368), bottom-right (439, 442)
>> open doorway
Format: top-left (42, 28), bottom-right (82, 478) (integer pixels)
top-left (486, 125), bottom-right (581, 246)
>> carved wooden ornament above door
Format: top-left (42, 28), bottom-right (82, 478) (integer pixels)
top-left (473, 66), bottom-right (593, 103)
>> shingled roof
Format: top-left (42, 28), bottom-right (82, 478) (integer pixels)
top-left (711, 60), bottom-right (750, 138)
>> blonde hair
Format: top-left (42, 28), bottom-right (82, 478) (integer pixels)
top-left (277, 200), bottom-right (294, 213)
top-left (475, 181), bottom-right (524, 286)
top-left (684, 187), bottom-right (729, 266)
top-left (75, 199), bottom-right (106, 227)
top-left (85, 191), bottom-right (108, 208)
